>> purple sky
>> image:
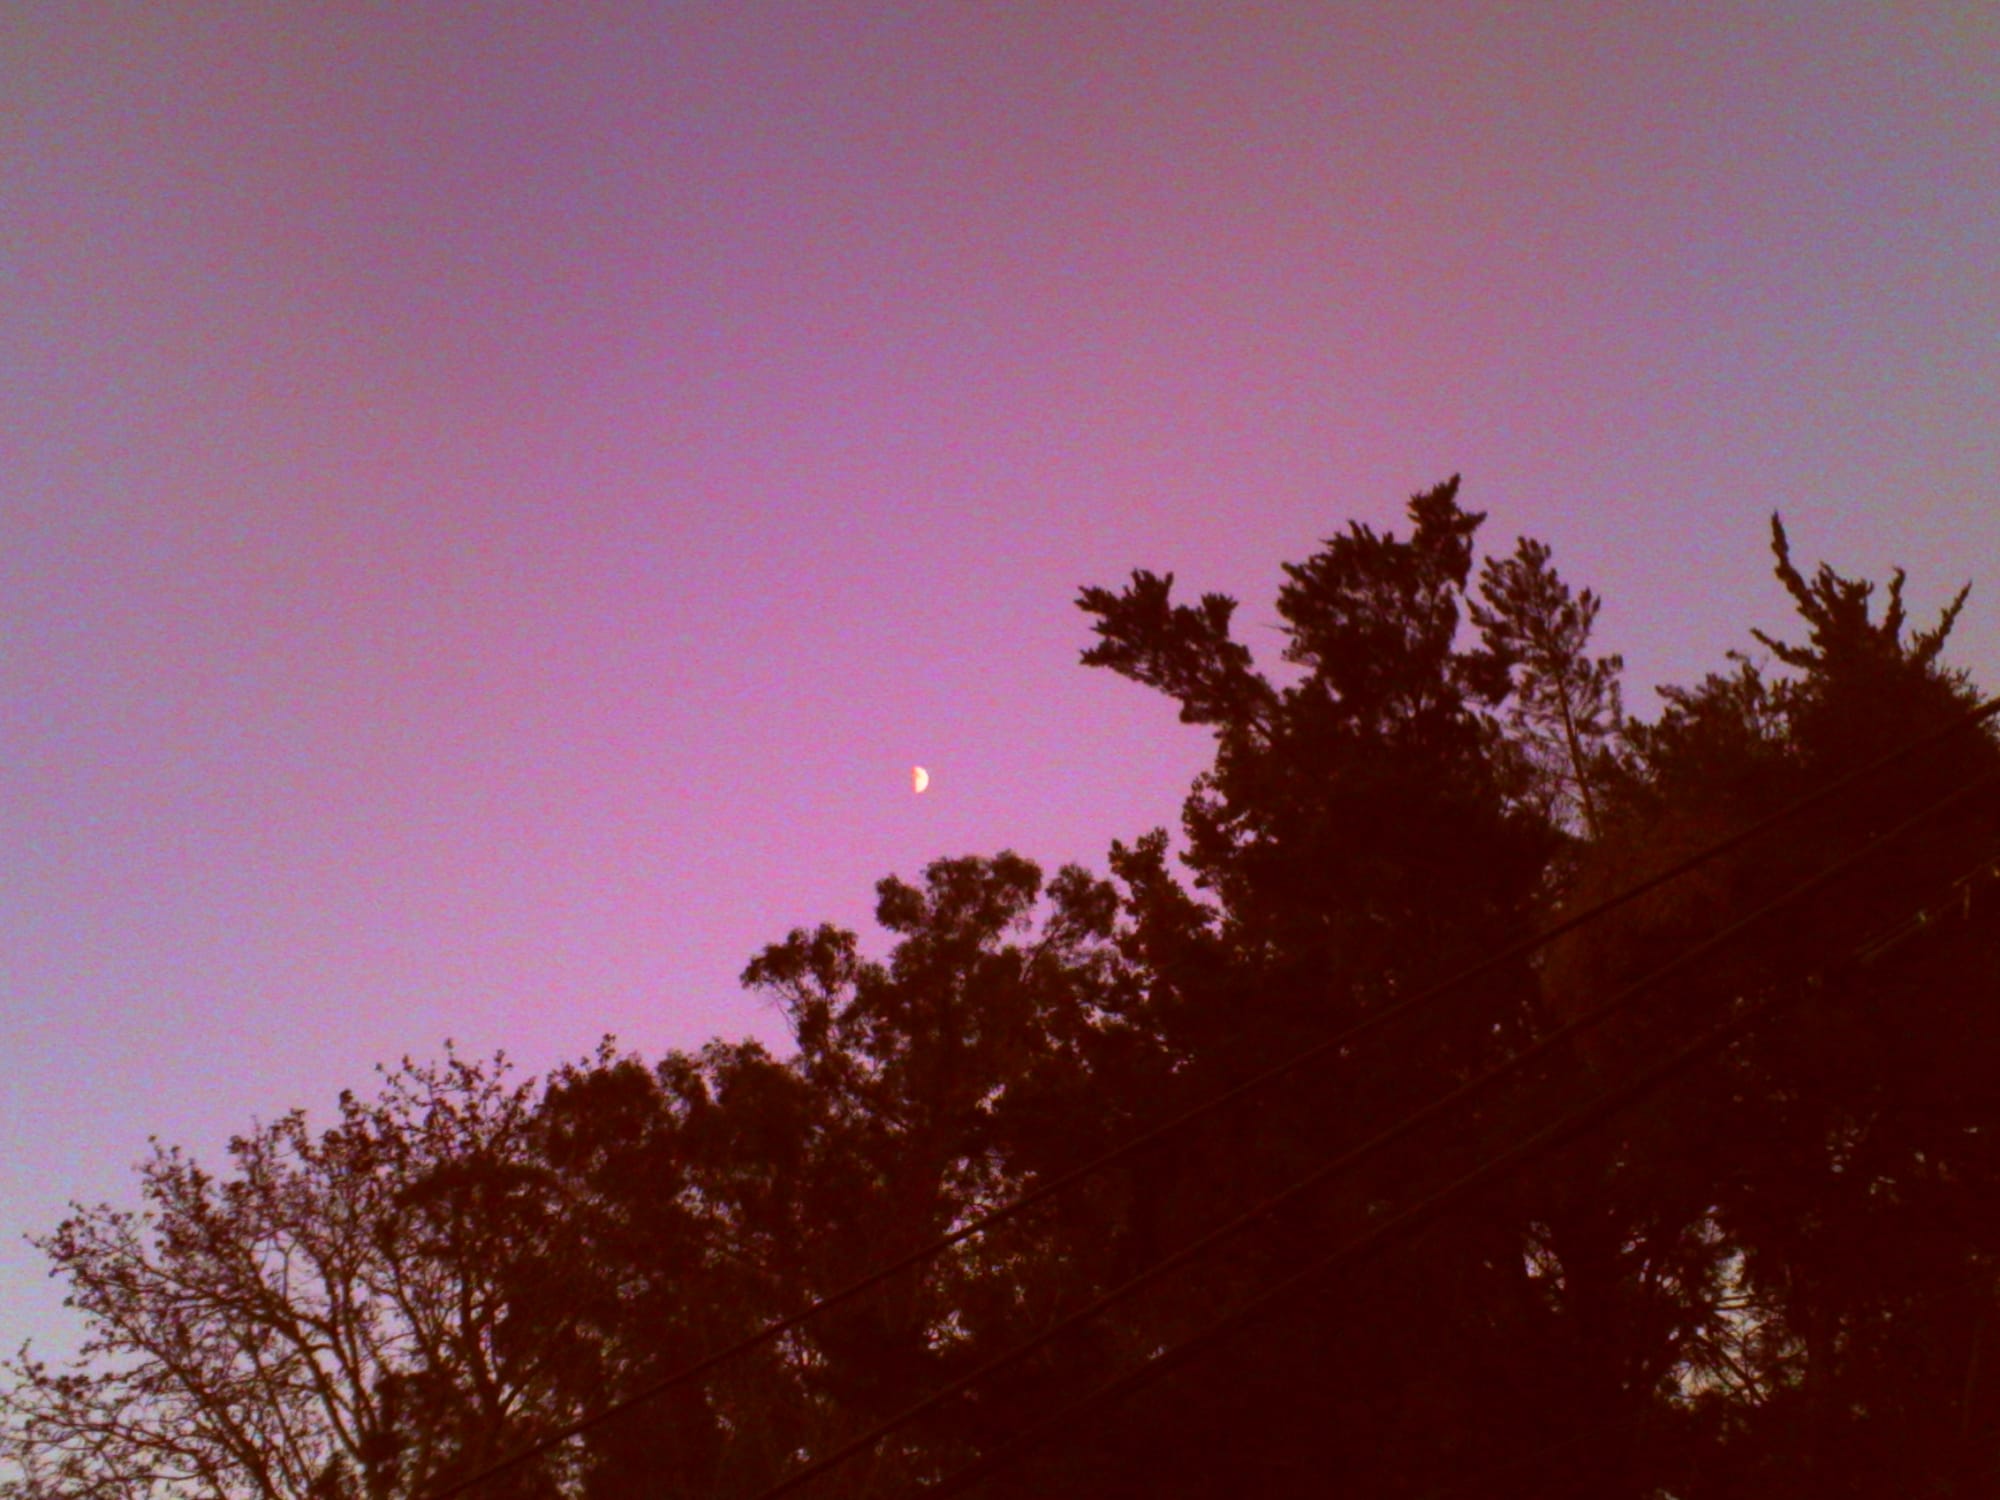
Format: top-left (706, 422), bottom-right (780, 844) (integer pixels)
top-left (3, 6), bottom-right (1996, 1359)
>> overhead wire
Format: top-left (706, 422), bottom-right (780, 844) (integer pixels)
top-left (911, 760), bottom-right (2000, 1499)
top-left (755, 755), bottom-right (2000, 1497)
top-left (423, 695), bottom-right (2000, 1500)
top-left (1412, 1259), bottom-right (2000, 1499)
top-left (1400, 840), bottom-right (2000, 1500)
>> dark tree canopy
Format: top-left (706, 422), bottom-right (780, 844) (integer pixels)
top-left (8, 484), bottom-right (1998, 1500)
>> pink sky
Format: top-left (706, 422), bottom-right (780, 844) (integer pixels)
top-left (3, 5), bottom-right (1996, 1357)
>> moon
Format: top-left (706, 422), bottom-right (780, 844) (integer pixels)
top-left (912, 765), bottom-right (930, 795)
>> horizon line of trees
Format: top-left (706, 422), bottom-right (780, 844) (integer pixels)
top-left (7, 478), bottom-right (2000, 1499)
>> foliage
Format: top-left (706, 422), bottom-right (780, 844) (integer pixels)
top-left (0, 1053), bottom-right (577, 1500)
top-left (1472, 536), bottom-right (1625, 836)
top-left (9, 485), bottom-right (2000, 1499)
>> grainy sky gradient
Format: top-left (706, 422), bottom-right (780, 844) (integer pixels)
top-left (3, 5), bottom-right (1996, 1358)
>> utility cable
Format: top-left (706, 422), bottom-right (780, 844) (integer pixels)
top-left (1414, 849), bottom-right (2000, 1500)
top-left (1415, 1255), bottom-right (2000, 1500)
top-left (913, 763), bottom-right (2000, 1500)
top-left (754, 758), bottom-right (2000, 1497)
top-left (422, 696), bottom-right (2000, 1500)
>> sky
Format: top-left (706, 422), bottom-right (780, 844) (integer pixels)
top-left (2, 4), bottom-right (1996, 1361)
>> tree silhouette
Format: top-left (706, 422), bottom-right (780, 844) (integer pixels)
top-left (0, 1053), bottom-right (579, 1500)
top-left (9, 486), bottom-right (1998, 1499)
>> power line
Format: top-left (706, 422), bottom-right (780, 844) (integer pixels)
top-left (1412, 848), bottom-right (2000, 1500)
top-left (913, 763), bottom-right (2000, 1499)
top-left (1413, 1258), bottom-right (2000, 1500)
top-left (423, 696), bottom-right (2000, 1500)
top-left (755, 757), bottom-right (2000, 1497)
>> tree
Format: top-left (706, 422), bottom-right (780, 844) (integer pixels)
top-left (0, 1051), bottom-right (584, 1500)
top-left (1497, 514), bottom-right (2000, 1497)
top-left (1472, 536), bottom-right (1625, 838)
top-left (12, 487), bottom-right (1999, 1499)
top-left (1042, 481), bottom-right (1575, 1496)
top-left (1621, 520), bottom-right (2000, 1496)
top-left (520, 852), bottom-right (1137, 1498)
top-left (1025, 493), bottom-right (2000, 1498)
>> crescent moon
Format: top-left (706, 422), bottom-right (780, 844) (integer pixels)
top-left (912, 765), bottom-right (930, 794)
